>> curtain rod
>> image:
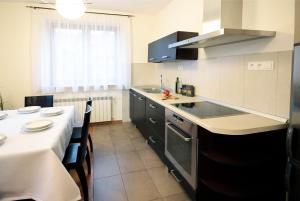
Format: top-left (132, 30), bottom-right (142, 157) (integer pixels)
top-left (26, 6), bottom-right (134, 17)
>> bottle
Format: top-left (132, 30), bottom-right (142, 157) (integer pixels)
top-left (175, 77), bottom-right (182, 94)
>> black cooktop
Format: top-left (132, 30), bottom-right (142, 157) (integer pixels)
top-left (172, 101), bottom-right (246, 119)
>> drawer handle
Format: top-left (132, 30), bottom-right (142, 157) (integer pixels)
top-left (149, 136), bottom-right (156, 143)
top-left (138, 97), bottom-right (144, 101)
top-left (149, 103), bottom-right (156, 109)
top-left (149, 117), bottom-right (156, 124)
top-left (161, 55), bottom-right (170, 59)
top-left (149, 58), bottom-right (155, 61)
top-left (133, 94), bottom-right (137, 97)
top-left (170, 169), bottom-right (182, 183)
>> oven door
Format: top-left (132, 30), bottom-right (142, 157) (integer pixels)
top-left (165, 122), bottom-right (198, 190)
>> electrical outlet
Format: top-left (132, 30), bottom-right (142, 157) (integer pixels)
top-left (248, 61), bottom-right (274, 71)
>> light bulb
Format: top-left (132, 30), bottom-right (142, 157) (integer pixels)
top-left (56, 0), bottom-right (86, 20)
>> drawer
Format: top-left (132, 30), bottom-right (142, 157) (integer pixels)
top-left (147, 132), bottom-right (165, 161)
top-left (147, 116), bottom-right (165, 142)
top-left (146, 99), bottom-right (165, 120)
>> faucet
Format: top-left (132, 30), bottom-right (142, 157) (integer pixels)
top-left (160, 74), bottom-right (163, 90)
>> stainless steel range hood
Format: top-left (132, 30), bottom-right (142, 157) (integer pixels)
top-left (169, 0), bottom-right (276, 49)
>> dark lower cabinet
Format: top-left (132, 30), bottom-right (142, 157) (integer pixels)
top-left (130, 90), bottom-right (166, 160)
top-left (129, 90), bottom-right (136, 124)
top-left (196, 128), bottom-right (287, 201)
top-left (129, 90), bottom-right (147, 138)
top-left (146, 98), bottom-right (166, 163)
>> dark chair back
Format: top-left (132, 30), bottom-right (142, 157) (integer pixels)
top-left (77, 104), bottom-right (92, 164)
top-left (87, 97), bottom-right (92, 107)
top-left (25, 95), bottom-right (54, 108)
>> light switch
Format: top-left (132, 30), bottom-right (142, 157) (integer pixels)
top-left (247, 61), bottom-right (274, 71)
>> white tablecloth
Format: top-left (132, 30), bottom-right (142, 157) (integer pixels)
top-left (0, 106), bottom-right (81, 201)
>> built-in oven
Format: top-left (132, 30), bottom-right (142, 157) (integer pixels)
top-left (165, 109), bottom-right (198, 190)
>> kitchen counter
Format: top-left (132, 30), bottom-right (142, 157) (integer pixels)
top-left (131, 87), bottom-right (288, 135)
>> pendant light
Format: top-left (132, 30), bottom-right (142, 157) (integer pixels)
top-left (56, 0), bottom-right (86, 20)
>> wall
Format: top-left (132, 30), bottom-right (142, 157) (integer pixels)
top-left (0, 2), bottom-right (156, 121)
top-left (295, 0), bottom-right (300, 43)
top-left (0, 3), bottom-right (32, 110)
top-left (136, 0), bottom-right (295, 119)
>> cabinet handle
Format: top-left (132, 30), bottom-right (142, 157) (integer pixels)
top-left (287, 127), bottom-right (294, 158)
top-left (170, 170), bottom-right (182, 183)
top-left (149, 58), bottom-right (155, 61)
top-left (133, 94), bottom-right (137, 97)
top-left (149, 136), bottom-right (156, 143)
top-left (149, 103), bottom-right (156, 109)
top-left (161, 55), bottom-right (170, 59)
top-left (149, 117), bottom-right (156, 124)
top-left (166, 123), bottom-right (191, 142)
top-left (138, 97), bottom-right (144, 101)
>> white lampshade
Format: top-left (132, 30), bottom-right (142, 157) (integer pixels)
top-left (56, 0), bottom-right (86, 20)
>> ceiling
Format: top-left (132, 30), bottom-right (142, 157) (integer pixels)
top-left (0, 0), bottom-right (173, 14)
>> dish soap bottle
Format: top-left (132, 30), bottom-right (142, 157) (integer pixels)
top-left (175, 77), bottom-right (182, 94)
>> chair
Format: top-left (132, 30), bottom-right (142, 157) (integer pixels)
top-left (70, 98), bottom-right (94, 152)
top-left (24, 95), bottom-right (54, 108)
top-left (63, 105), bottom-right (92, 201)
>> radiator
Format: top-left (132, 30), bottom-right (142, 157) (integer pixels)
top-left (54, 97), bottom-right (112, 124)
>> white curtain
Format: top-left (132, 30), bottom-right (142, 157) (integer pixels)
top-left (31, 9), bottom-right (131, 93)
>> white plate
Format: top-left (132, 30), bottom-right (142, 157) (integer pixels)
top-left (18, 106), bottom-right (41, 114)
top-left (0, 134), bottom-right (7, 144)
top-left (41, 108), bottom-right (64, 116)
top-left (23, 119), bottom-right (53, 132)
top-left (0, 112), bottom-right (8, 120)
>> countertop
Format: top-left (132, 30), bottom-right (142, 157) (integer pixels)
top-left (131, 87), bottom-right (288, 135)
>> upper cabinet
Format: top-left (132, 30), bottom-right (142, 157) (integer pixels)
top-left (148, 31), bottom-right (198, 63)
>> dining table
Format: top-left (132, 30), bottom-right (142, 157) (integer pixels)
top-left (0, 106), bottom-right (81, 201)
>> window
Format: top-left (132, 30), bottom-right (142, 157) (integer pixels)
top-left (31, 11), bottom-right (131, 92)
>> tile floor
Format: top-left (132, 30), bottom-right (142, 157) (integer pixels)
top-left (90, 122), bottom-right (191, 201)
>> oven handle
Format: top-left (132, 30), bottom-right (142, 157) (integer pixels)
top-left (166, 123), bottom-right (192, 142)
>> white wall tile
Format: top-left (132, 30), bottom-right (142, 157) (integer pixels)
top-left (276, 51), bottom-right (292, 118)
top-left (243, 52), bottom-right (278, 115)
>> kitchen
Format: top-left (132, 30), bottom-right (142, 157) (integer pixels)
top-left (0, 0), bottom-right (299, 201)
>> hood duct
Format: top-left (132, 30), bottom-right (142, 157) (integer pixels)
top-left (169, 0), bottom-right (276, 49)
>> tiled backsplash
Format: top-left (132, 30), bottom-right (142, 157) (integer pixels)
top-left (132, 50), bottom-right (292, 119)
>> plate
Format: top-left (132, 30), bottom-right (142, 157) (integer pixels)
top-left (0, 112), bottom-right (8, 120)
top-left (18, 106), bottom-right (41, 114)
top-left (41, 108), bottom-right (64, 116)
top-left (0, 134), bottom-right (7, 144)
top-left (23, 119), bottom-right (53, 132)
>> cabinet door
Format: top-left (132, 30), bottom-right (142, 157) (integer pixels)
top-left (129, 90), bottom-right (136, 124)
top-left (148, 42), bottom-right (160, 63)
top-left (158, 33), bottom-right (177, 62)
top-left (134, 94), bottom-right (148, 138)
top-left (147, 128), bottom-right (166, 162)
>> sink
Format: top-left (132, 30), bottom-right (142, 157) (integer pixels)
top-left (141, 87), bottom-right (162, 94)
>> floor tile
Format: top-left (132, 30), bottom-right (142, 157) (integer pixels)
top-left (147, 167), bottom-right (183, 197)
top-left (131, 137), bottom-right (150, 151)
top-left (122, 171), bottom-right (161, 201)
top-left (110, 129), bottom-right (130, 141)
top-left (125, 128), bottom-right (142, 139)
top-left (94, 175), bottom-right (128, 201)
top-left (93, 142), bottom-right (115, 156)
top-left (112, 138), bottom-right (135, 153)
top-left (163, 193), bottom-right (191, 201)
top-left (117, 151), bottom-right (145, 173)
top-left (93, 152), bottom-right (120, 179)
top-left (93, 130), bottom-right (112, 144)
top-left (138, 149), bottom-right (164, 169)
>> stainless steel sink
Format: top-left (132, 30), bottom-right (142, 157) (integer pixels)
top-left (141, 88), bottom-right (162, 94)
